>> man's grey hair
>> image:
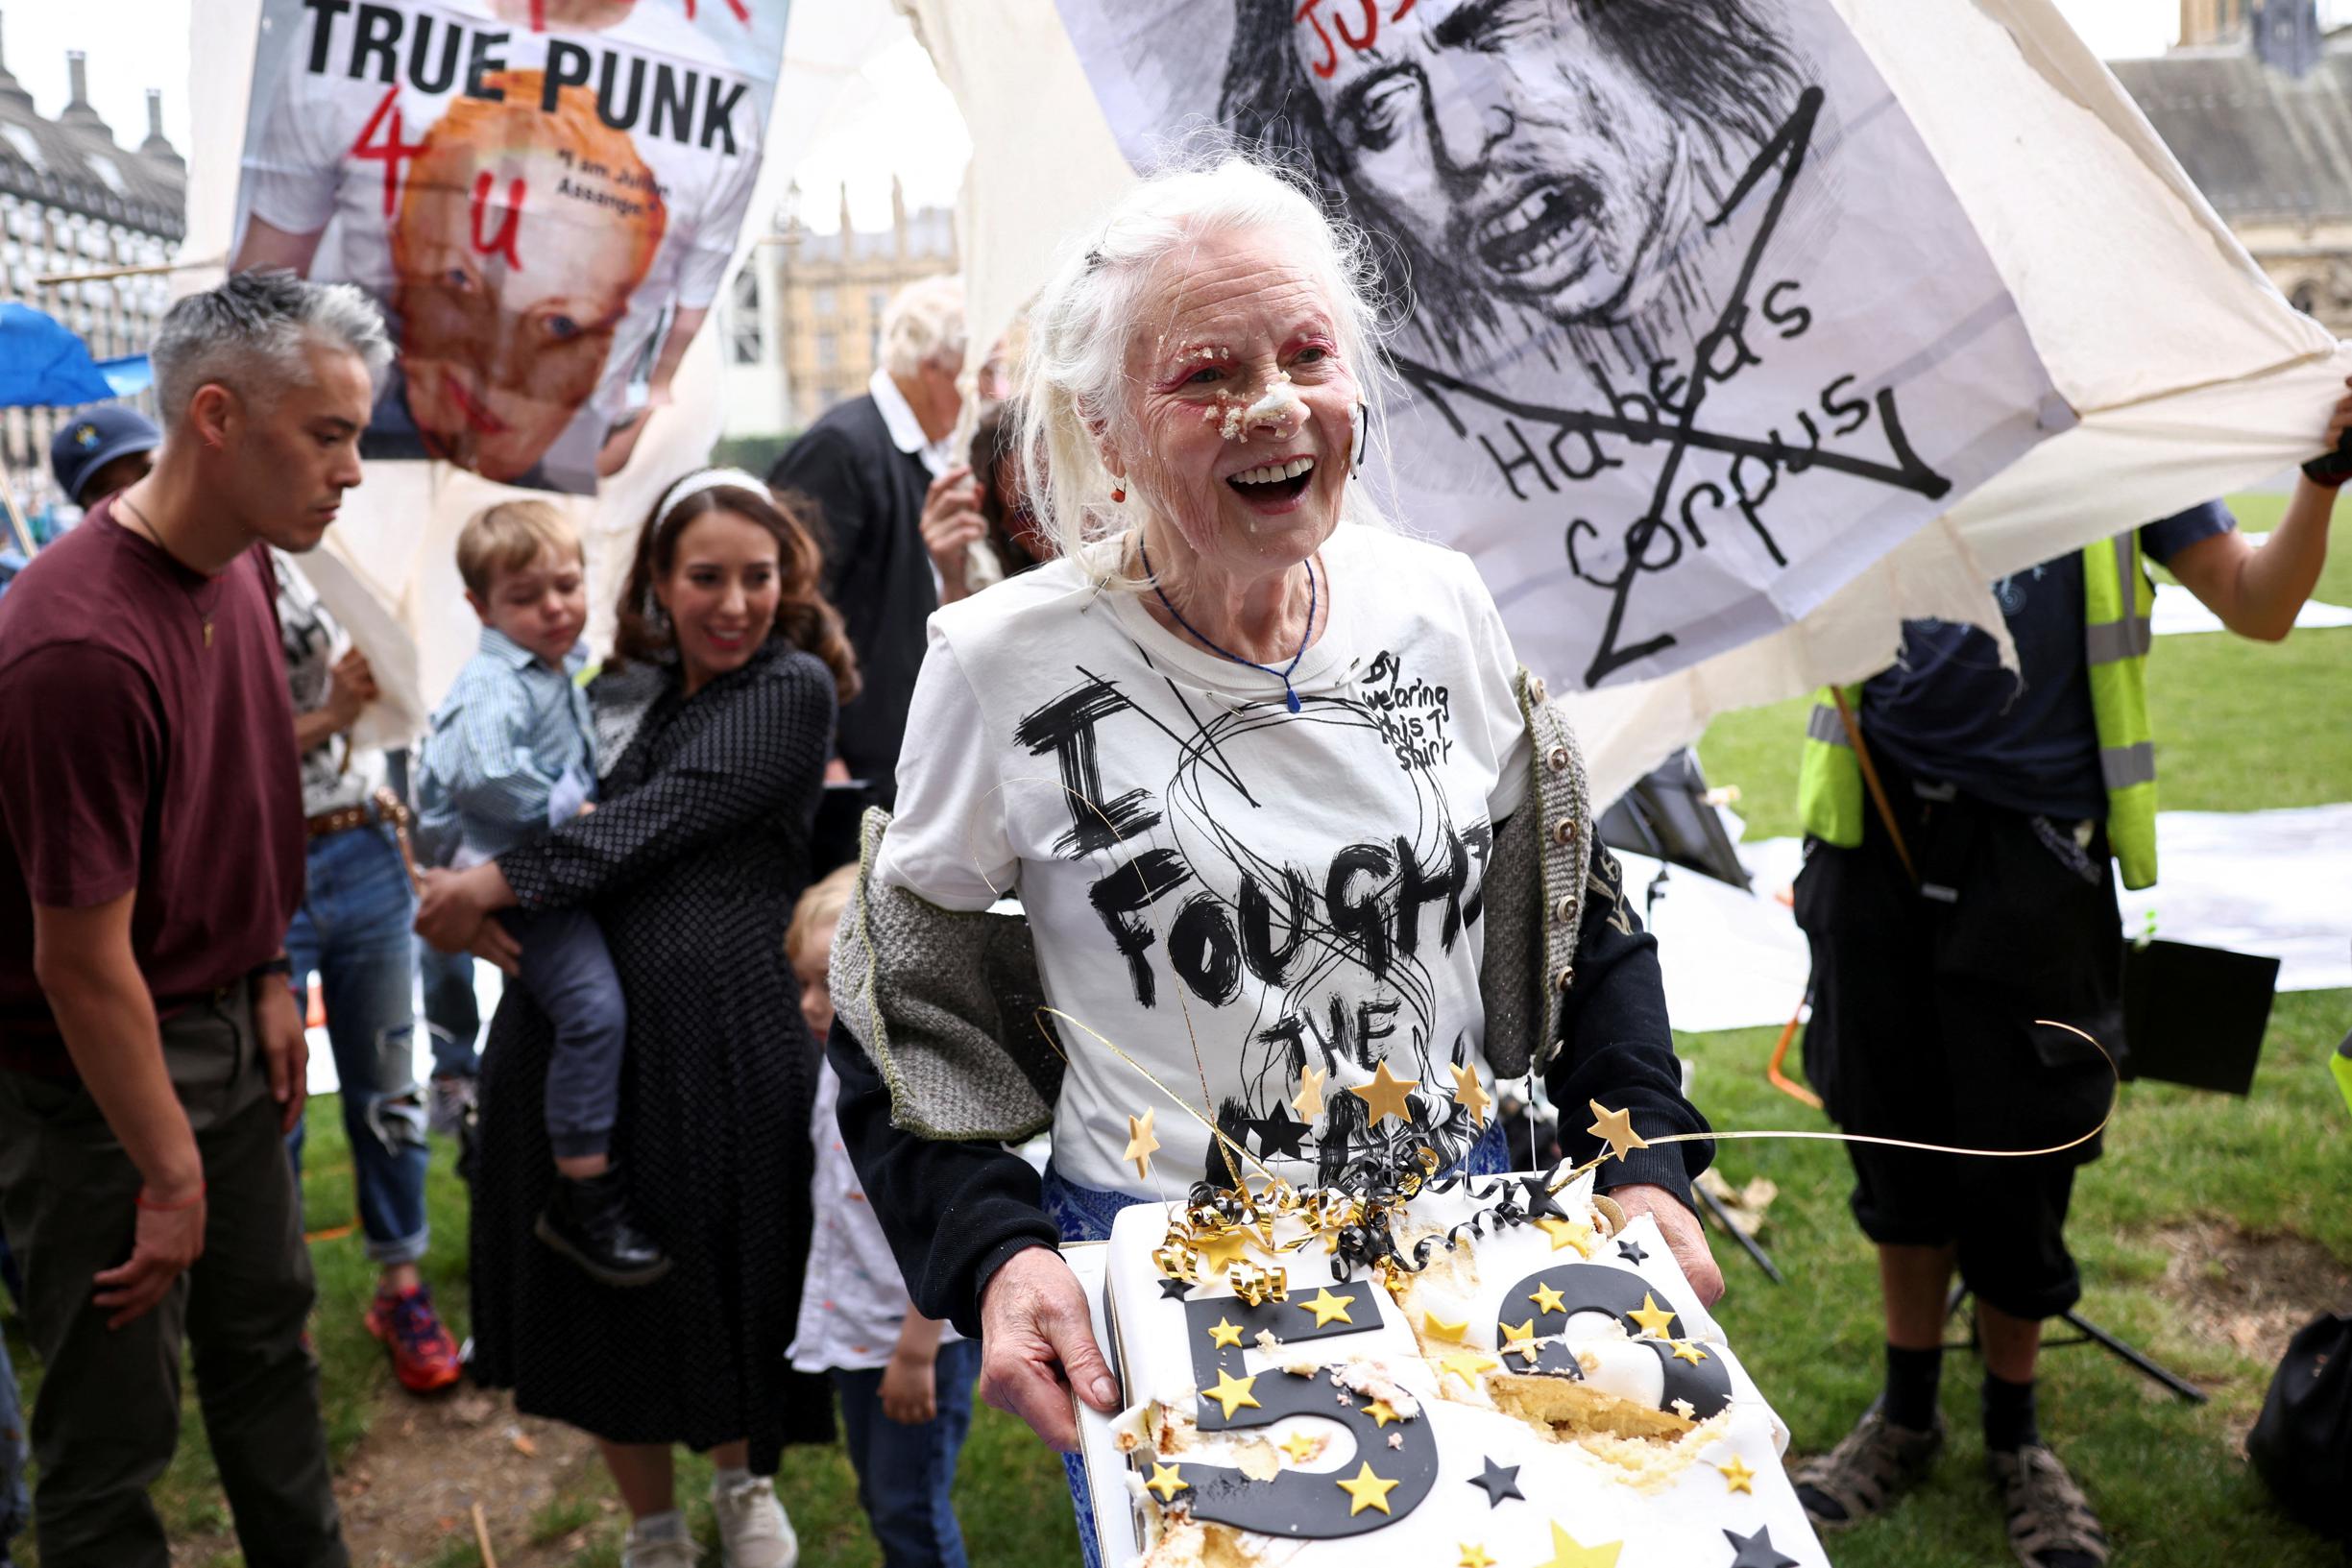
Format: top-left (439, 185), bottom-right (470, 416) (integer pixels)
top-left (151, 272), bottom-right (393, 423)
top-left (879, 276), bottom-right (967, 380)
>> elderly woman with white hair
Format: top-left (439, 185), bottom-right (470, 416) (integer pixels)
top-left (826, 158), bottom-right (1720, 1535)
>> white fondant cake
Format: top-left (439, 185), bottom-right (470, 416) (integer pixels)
top-left (1089, 1170), bottom-right (1829, 1567)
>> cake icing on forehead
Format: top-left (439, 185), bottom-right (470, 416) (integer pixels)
top-left (1093, 1170), bottom-right (1829, 1567)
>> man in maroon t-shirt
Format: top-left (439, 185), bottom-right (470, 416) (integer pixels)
top-left (0, 273), bottom-right (388, 1568)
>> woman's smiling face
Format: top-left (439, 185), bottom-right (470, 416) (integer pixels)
top-left (1112, 228), bottom-right (1361, 578)
top-left (655, 509), bottom-right (782, 691)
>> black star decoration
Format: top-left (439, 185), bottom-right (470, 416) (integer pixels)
top-left (1520, 1174), bottom-right (1569, 1222)
top-left (1467, 1456), bottom-right (1523, 1508)
top-left (1616, 1239), bottom-right (1649, 1265)
top-left (1249, 1111), bottom-right (1310, 1161)
top-left (1157, 1277), bottom-right (1193, 1300)
top-left (1723, 1525), bottom-right (1799, 1568)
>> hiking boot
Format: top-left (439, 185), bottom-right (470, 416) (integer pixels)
top-left (535, 1166), bottom-right (672, 1289)
top-left (1989, 1442), bottom-right (2110, 1568)
top-left (1793, 1405), bottom-right (1944, 1530)
top-left (364, 1283), bottom-right (463, 1394)
top-left (621, 1515), bottom-right (696, 1568)
top-left (711, 1473), bottom-right (799, 1568)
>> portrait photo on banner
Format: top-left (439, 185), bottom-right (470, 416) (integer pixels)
top-left (1055, 0), bottom-right (2078, 689)
top-left (230, 0), bottom-right (790, 495)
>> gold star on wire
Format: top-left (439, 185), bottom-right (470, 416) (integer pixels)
top-left (1628, 1293), bottom-right (1677, 1339)
top-left (1194, 1229), bottom-right (1253, 1272)
top-left (1499, 1316), bottom-right (1537, 1348)
top-left (1280, 1430), bottom-right (1320, 1464)
top-left (1536, 1217), bottom-right (1596, 1255)
top-left (1535, 1521), bottom-right (1623, 1568)
top-left (1335, 1460), bottom-right (1400, 1516)
top-left (1347, 1060), bottom-right (1419, 1127)
top-left (1586, 1100), bottom-right (1649, 1163)
top-left (1436, 1348), bottom-right (1499, 1387)
top-left (1200, 1368), bottom-right (1261, 1419)
top-left (1715, 1455), bottom-right (1757, 1494)
top-left (1528, 1281), bottom-right (1566, 1315)
top-left (1293, 1065), bottom-right (1327, 1120)
top-left (1145, 1461), bottom-right (1188, 1503)
top-left (1295, 1287), bottom-right (1355, 1328)
top-left (1423, 1311), bottom-right (1469, 1342)
top-left (1670, 1339), bottom-right (1709, 1364)
top-left (1364, 1399), bottom-right (1401, 1428)
top-left (1123, 1109), bottom-right (1161, 1182)
top-left (1447, 1062), bottom-right (1492, 1127)
top-left (1459, 1547), bottom-right (1497, 1568)
top-left (1206, 1316), bottom-right (1244, 1349)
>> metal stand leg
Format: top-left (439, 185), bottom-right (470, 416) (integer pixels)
top-left (1947, 1288), bottom-right (2205, 1404)
top-left (1693, 1179), bottom-right (1783, 1285)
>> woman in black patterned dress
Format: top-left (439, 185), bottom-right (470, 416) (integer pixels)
top-left (417, 470), bottom-right (857, 1568)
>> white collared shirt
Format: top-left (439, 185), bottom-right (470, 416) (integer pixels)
top-left (867, 367), bottom-right (957, 479)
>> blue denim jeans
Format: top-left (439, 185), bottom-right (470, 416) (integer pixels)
top-left (0, 1328), bottom-right (24, 1567)
top-left (284, 824), bottom-right (429, 1266)
top-left (831, 1338), bottom-right (982, 1568)
top-left (1040, 1119), bottom-right (1511, 1568)
top-left (419, 941), bottom-right (480, 1080)
top-left (499, 907), bottom-right (626, 1161)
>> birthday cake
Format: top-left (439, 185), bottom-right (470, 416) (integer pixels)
top-left (1089, 1164), bottom-right (1829, 1567)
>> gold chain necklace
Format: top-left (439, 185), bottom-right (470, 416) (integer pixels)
top-left (116, 498), bottom-right (226, 649)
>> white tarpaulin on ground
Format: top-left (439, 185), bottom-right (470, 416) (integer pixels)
top-left (182, 0), bottom-right (903, 717)
top-left (907, 0), bottom-right (2352, 802)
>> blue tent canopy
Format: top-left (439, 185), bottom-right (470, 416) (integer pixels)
top-left (0, 302), bottom-right (128, 409)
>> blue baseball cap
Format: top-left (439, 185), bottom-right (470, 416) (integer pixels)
top-left (49, 404), bottom-right (160, 505)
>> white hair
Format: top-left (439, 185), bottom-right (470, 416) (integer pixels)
top-left (1017, 156), bottom-right (1391, 585)
top-left (151, 271), bottom-right (392, 423)
top-left (880, 276), bottom-right (968, 380)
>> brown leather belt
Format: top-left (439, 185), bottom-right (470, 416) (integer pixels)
top-left (305, 789), bottom-right (425, 892)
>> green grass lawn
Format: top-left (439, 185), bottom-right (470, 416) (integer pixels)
top-left (5, 492), bottom-right (2345, 1564)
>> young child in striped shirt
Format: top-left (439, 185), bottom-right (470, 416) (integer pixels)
top-left (419, 500), bottom-right (667, 1289)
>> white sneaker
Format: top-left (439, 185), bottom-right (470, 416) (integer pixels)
top-left (622, 1516), bottom-right (697, 1568)
top-left (711, 1474), bottom-right (799, 1568)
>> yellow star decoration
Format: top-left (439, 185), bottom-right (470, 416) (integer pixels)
top-left (1347, 1060), bottom-right (1419, 1127)
top-left (1529, 1281), bottom-right (1567, 1315)
top-left (1194, 1228), bottom-right (1254, 1272)
top-left (1436, 1348), bottom-right (1500, 1387)
top-left (1293, 1064), bottom-right (1327, 1120)
top-left (1627, 1293), bottom-right (1678, 1339)
top-left (1335, 1460), bottom-right (1401, 1516)
top-left (1123, 1109), bottom-right (1161, 1182)
top-left (1459, 1546), bottom-right (1497, 1568)
top-left (1364, 1399), bottom-right (1401, 1429)
top-left (1280, 1431), bottom-right (1321, 1464)
top-left (1145, 1461), bottom-right (1188, 1503)
top-left (1536, 1217), bottom-right (1596, 1256)
top-left (1423, 1310), bottom-right (1469, 1343)
top-left (1586, 1100), bottom-right (1649, 1163)
top-left (1499, 1316), bottom-right (1537, 1348)
top-left (1201, 1367), bottom-right (1261, 1420)
top-left (1715, 1455), bottom-right (1758, 1494)
top-left (1206, 1316), bottom-right (1244, 1349)
top-left (1297, 1288), bottom-right (1356, 1328)
top-left (1670, 1339), bottom-right (1709, 1364)
top-left (1447, 1061), bottom-right (1492, 1127)
top-left (1536, 1521), bottom-right (1623, 1568)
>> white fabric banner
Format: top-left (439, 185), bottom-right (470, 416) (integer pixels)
top-left (909, 0), bottom-right (2352, 802)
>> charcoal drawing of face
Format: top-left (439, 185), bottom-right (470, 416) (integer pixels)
top-left (1222, 0), bottom-right (1806, 364)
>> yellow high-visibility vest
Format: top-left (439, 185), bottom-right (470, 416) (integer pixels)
top-left (1795, 532), bottom-right (2159, 890)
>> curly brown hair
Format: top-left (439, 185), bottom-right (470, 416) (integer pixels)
top-left (608, 477), bottom-right (861, 704)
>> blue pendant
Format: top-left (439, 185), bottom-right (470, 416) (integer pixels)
top-left (1284, 686), bottom-right (1302, 714)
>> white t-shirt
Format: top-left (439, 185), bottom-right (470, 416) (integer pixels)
top-left (239, 0), bottom-right (764, 449)
top-left (877, 525), bottom-right (1532, 1197)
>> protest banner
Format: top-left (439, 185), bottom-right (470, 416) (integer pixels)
top-left (231, 0), bottom-right (790, 494)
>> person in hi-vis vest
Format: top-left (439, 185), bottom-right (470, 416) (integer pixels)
top-left (1784, 382), bottom-right (2352, 1568)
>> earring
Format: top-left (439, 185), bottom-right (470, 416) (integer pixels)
top-left (1353, 401), bottom-right (1370, 472)
top-left (1110, 485), bottom-right (1127, 503)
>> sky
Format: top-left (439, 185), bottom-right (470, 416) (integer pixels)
top-left (0, 1), bottom-right (2202, 235)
